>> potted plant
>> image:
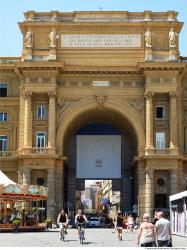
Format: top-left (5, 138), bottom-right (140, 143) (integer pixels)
top-left (12, 219), bottom-right (21, 233)
top-left (45, 218), bottom-right (52, 230)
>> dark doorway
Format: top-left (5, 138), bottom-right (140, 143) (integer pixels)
top-left (155, 194), bottom-right (167, 208)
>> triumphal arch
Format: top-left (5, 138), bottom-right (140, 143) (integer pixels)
top-left (0, 10), bottom-right (187, 220)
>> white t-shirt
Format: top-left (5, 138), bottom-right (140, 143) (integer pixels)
top-left (155, 218), bottom-right (171, 241)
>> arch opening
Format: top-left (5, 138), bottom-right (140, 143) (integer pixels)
top-left (61, 107), bottom-right (139, 215)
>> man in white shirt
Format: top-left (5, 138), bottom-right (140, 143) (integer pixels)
top-left (155, 211), bottom-right (172, 247)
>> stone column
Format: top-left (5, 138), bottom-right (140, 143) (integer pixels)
top-left (18, 87), bottom-right (25, 149)
top-left (55, 161), bottom-right (64, 214)
top-left (48, 92), bottom-right (56, 151)
top-left (22, 169), bottom-right (31, 185)
top-left (169, 92), bottom-right (178, 153)
top-left (145, 168), bottom-right (154, 216)
top-left (170, 168), bottom-right (178, 195)
top-left (23, 92), bottom-right (32, 148)
top-left (178, 162), bottom-right (183, 192)
top-left (47, 168), bottom-right (56, 222)
top-left (145, 91), bottom-right (154, 154)
top-left (137, 161), bottom-right (146, 217)
top-left (17, 169), bottom-right (23, 185)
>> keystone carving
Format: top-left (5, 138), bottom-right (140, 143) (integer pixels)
top-left (95, 95), bottom-right (107, 109)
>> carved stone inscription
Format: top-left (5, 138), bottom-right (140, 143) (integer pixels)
top-left (61, 34), bottom-right (141, 48)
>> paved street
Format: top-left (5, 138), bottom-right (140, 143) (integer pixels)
top-left (0, 229), bottom-right (187, 247)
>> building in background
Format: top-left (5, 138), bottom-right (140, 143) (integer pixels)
top-left (102, 180), bottom-right (121, 217)
top-left (0, 10), bottom-right (187, 221)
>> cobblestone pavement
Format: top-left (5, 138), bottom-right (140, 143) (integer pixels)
top-left (0, 229), bottom-right (187, 247)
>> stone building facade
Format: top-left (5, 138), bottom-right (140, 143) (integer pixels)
top-left (0, 10), bottom-right (187, 220)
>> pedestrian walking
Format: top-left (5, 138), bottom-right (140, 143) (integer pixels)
top-left (127, 214), bottom-right (134, 233)
top-left (137, 213), bottom-right (156, 247)
top-left (114, 211), bottom-right (123, 240)
top-left (152, 211), bottom-right (159, 225)
top-left (155, 211), bottom-right (172, 247)
top-left (134, 216), bottom-right (140, 229)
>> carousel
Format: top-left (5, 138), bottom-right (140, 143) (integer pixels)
top-left (0, 170), bottom-right (48, 232)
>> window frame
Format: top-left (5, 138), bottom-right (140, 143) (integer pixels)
top-left (155, 132), bottom-right (166, 149)
top-left (36, 132), bottom-right (46, 148)
top-left (155, 106), bottom-right (165, 119)
top-left (0, 112), bottom-right (8, 122)
top-left (0, 83), bottom-right (8, 97)
top-left (0, 135), bottom-right (8, 151)
top-left (37, 106), bottom-right (46, 119)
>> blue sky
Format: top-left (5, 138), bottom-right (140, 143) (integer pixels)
top-left (0, 0), bottom-right (186, 56)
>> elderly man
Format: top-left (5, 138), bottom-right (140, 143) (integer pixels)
top-left (155, 211), bottom-right (172, 247)
top-left (137, 213), bottom-right (156, 247)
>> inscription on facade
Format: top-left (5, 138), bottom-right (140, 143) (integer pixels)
top-left (61, 34), bottom-right (141, 48)
top-left (92, 81), bottom-right (110, 86)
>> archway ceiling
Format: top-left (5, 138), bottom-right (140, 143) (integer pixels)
top-left (63, 107), bottom-right (138, 154)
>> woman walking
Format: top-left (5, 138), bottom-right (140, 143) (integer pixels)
top-left (127, 214), bottom-right (134, 233)
top-left (115, 211), bottom-right (123, 241)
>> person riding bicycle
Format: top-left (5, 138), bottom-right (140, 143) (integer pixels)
top-left (57, 209), bottom-right (68, 239)
top-left (115, 211), bottom-right (123, 240)
top-left (75, 209), bottom-right (88, 239)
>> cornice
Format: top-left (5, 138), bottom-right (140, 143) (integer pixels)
top-left (138, 61), bottom-right (186, 74)
top-left (14, 61), bottom-right (64, 76)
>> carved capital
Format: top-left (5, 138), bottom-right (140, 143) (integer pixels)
top-left (23, 91), bottom-right (32, 99)
top-left (169, 91), bottom-right (178, 97)
top-left (144, 91), bottom-right (154, 98)
top-left (47, 91), bottom-right (56, 97)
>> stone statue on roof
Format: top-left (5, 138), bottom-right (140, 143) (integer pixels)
top-left (49, 28), bottom-right (58, 47)
top-left (169, 28), bottom-right (178, 47)
top-left (145, 28), bottom-right (152, 47)
top-left (24, 29), bottom-right (32, 47)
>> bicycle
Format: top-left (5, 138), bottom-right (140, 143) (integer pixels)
top-left (77, 222), bottom-right (86, 244)
top-left (59, 223), bottom-right (66, 242)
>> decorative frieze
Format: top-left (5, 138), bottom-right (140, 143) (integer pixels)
top-left (59, 80), bottom-right (144, 88)
top-left (147, 76), bottom-right (175, 84)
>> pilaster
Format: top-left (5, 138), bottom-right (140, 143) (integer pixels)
top-left (47, 168), bottom-right (56, 222)
top-left (47, 92), bottom-right (56, 154)
top-left (23, 91), bottom-right (32, 149)
top-left (169, 91), bottom-right (179, 154)
top-left (145, 91), bottom-right (154, 154)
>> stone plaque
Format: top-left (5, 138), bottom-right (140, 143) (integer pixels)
top-left (61, 34), bottom-right (141, 48)
top-left (92, 81), bottom-right (110, 86)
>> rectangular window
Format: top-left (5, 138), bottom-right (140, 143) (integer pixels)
top-left (36, 132), bottom-right (46, 148)
top-left (0, 112), bottom-right (7, 122)
top-left (156, 132), bottom-right (166, 149)
top-left (156, 106), bottom-right (164, 119)
top-left (37, 106), bottom-right (46, 119)
top-left (0, 135), bottom-right (8, 151)
top-left (0, 83), bottom-right (7, 97)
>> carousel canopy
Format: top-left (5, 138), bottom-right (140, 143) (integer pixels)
top-left (0, 170), bottom-right (16, 186)
top-left (0, 170), bottom-right (48, 200)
